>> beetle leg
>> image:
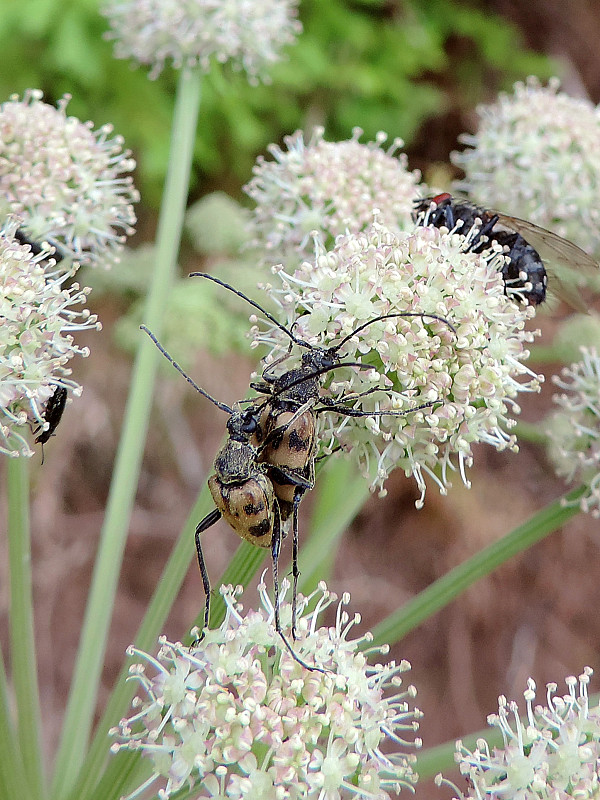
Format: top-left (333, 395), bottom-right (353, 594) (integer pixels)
top-left (271, 503), bottom-right (325, 673)
top-left (257, 343), bottom-right (294, 385)
top-left (193, 508), bottom-right (222, 641)
top-left (290, 489), bottom-right (302, 640)
top-left (315, 399), bottom-right (436, 418)
top-left (327, 386), bottom-right (382, 403)
top-left (271, 502), bottom-right (283, 635)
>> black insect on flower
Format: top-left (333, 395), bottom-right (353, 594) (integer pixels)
top-left (414, 193), bottom-right (598, 310)
top-left (14, 229), bottom-right (64, 264)
top-left (35, 385), bottom-right (68, 462)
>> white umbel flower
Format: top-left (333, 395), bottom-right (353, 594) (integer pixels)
top-left (112, 581), bottom-right (422, 800)
top-left (245, 127), bottom-right (422, 268)
top-left (452, 77), bottom-right (600, 258)
top-left (442, 668), bottom-right (600, 800)
top-left (0, 219), bottom-right (100, 457)
top-left (252, 220), bottom-right (542, 506)
top-left (102, 0), bottom-right (302, 82)
top-left (0, 89), bottom-right (138, 269)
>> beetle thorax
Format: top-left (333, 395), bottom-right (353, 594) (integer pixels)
top-left (214, 440), bottom-right (258, 483)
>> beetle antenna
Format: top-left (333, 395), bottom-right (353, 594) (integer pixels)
top-left (252, 361), bottom-right (382, 399)
top-left (141, 325), bottom-right (233, 414)
top-left (333, 310), bottom-right (456, 352)
top-left (190, 272), bottom-right (309, 349)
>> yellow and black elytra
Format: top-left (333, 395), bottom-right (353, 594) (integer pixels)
top-left (35, 385), bottom-right (68, 463)
top-left (188, 273), bottom-right (456, 636)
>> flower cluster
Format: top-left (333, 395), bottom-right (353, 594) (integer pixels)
top-left (546, 347), bottom-right (600, 517)
top-left (0, 89), bottom-right (138, 269)
top-left (245, 127), bottom-right (422, 268)
top-left (102, 0), bottom-right (302, 82)
top-left (452, 77), bottom-right (600, 258)
top-left (443, 667), bottom-right (600, 800)
top-left (0, 220), bottom-right (100, 457)
top-left (112, 581), bottom-right (421, 800)
top-left (253, 219), bottom-right (542, 505)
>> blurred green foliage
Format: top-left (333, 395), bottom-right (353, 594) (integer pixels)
top-left (113, 275), bottom-right (255, 368)
top-left (92, 194), bottom-right (275, 364)
top-left (1, 0), bottom-right (553, 205)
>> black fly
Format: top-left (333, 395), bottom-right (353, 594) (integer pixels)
top-left (414, 193), bottom-right (597, 310)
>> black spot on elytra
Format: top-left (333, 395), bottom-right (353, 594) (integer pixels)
top-left (288, 429), bottom-right (309, 452)
top-left (244, 500), bottom-right (265, 516)
top-left (248, 519), bottom-right (271, 538)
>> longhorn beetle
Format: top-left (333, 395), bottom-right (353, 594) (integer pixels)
top-left (188, 274), bottom-right (456, 637)
top-left (142, 311), bottom-right (447, 669)
top-left (143, 326), bottom-right (325, 669)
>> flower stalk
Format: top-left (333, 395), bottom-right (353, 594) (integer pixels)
top-left (6, 457), bottom-right (45, 800)
top-left (49, 68), bottom-right (202, 800)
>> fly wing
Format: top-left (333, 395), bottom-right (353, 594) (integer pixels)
top-left (496, 212), bottom-right (599, 312)
top-left (496, 213), bottom-right (597, 271)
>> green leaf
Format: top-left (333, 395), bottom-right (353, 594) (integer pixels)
top-left (370, 488), bottom-right (585, 648)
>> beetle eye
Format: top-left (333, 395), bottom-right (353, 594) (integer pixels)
top-left (322, 352), bottom-right (336, 370)
top-left (242, 414), bottom-right (258, 434)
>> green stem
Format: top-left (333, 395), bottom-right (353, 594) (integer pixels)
top-left (7, 458), bottom-right (45, 799)
top-left (294, 458), bottom-right (370, 595)
top-left (50, 69), bottom-right (202, 800)
top-left (87, 751), bottom-right (143, 800)
top-left (0, 612), bottom-right (31, 799)
top-left (370, 487), bottom-right (585, 648)
top-left (65, 486), bottom-right (213, 800)
top-left (512, 419), bottom-right (549, 445)
top-left (528, 344), bottom-right (566, 363)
